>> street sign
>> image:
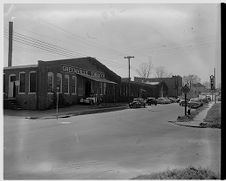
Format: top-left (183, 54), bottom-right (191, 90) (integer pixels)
top-left (181, 84), bottom-right (190, 94)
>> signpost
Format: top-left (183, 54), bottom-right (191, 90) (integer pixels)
top-left (181, 84), bottom-right (190, 116)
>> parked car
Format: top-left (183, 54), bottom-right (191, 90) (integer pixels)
top-left (80, 97), bottom-right (97, 105)
top-left (179, 100), bottom-right (185, 106)
top-left (156, 97), bottom-right (171, 104)
top-left (206, 96), bottom-right (211, 102)
top-left (200, 97), bottom-right (210, 104)
top-left (179, 99), bottom-right (190, 106)
top-left (129, 98), bottom-right (146, 108)
top-left (188, 100), bottom-right (203, 109)
top-left (190, 98), bottom-right (204, 106)
top-left (217, 96), bottom-right (221, 101)
top-left (146, 97), bottom-right (157, 106)
top-left (168, 97), bottom-right (178, 103)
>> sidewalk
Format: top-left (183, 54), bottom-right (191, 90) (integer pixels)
top-left (170, 102), bottom-right (215, 128)
top-left (4, 103), bottom-right (129, 119)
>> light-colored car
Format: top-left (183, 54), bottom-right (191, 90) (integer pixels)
top-left (190, 98), bottom-right (204, 105)
top-left (168, 97), bottom-right (179, 103)
top-left (157, 97), bottom-right (171, 104)
top-left (188, 100), bottom-right (202, 109)
top-left (80, 97), bottom-right (97, 105)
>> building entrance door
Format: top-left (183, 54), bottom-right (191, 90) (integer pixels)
top-left (85, 80), bottom-right (91, 97)
top-left (8, 75), bottom-right (16, 98)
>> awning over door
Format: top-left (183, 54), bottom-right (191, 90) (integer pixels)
top-left (80, 74), bottom-right (117, 84)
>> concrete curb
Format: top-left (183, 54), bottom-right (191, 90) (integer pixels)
top-left (27, 105), bottom-right (129, 119)
top-left (168, 121), bottom-right (204, 128)
top-left (169, 102), bottom-right (215, 129)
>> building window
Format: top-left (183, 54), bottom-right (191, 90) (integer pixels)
top-left (19, 72), bottom-right (25, 93)
top-left (47, 72), bottom-right (54, 93)
top-left (56, 73), bottom-right (62, 93)
top-left (64, 75), bottom-right (69, 93)
top-left (100, 82), bottom-right (103, 95)
top-left (29, 71), bottom-right (36, 93)
top-left (78, 76), bottom-right (83, 96)
top-left (72, 75), bottom-right (77, 94)
top-left (3, 74), bottom-right (6, 93)
top-left (103, 83), bottom-right (106, 95)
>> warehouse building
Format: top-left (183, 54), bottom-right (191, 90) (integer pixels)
top-left (134, 75), bottom-right (182, 97)
top-left (4, 57), bottom-right (121, 110)
top-left (119, 78), bottom-right (168, 102)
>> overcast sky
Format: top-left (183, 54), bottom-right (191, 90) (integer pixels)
top-left (3, 3), bottom-right (221, 86)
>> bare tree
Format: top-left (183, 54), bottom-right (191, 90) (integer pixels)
top-left (182, 74), bottom-right (201, 86)
top-left (155, 66), bottom-right (170, 78)
top-left (136, 60), bottom-right (153, 78)
top-left (203, 81), bottom-right (210, 89)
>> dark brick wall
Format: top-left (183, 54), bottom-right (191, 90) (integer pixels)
top-left (4, 66), bottom-right (38, 110)
top-left (134, 76), bottom-right (182, 97)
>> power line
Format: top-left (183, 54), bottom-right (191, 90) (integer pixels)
top-left (35, 18), bottom-right (133, 56)
top-left (4, 29), bottom-right (86, 57)
top-left (4, 31), bottom-right (130, 72)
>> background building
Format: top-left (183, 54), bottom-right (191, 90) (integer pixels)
top-left (4, 57), bottom-right (171, 110)
top-left (134, 76), bottom-right (182, 97)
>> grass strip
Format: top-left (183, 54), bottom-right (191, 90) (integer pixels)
top-left (203, 103), bottom-right (221, 128)
top-left (132, 166), bottom-right (219, 179)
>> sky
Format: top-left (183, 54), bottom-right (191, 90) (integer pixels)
top-left (3, 3), bottom-right (221, 87)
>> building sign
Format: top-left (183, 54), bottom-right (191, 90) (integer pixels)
top-left (62, 65), bottom-right (105, 78)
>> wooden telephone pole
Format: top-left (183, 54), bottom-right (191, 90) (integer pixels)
top-left (124, 56), bottom-right (134, 102)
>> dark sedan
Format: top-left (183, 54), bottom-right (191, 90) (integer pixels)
top-left (129, 98), bottom-right (146, 108)
top-left (146, 97), bottom-right (157, 106)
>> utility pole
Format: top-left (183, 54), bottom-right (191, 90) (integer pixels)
top-left (214, 68), bottom-right (216, 103)
top-left (124, 56), bottom-right (134, 102)
top-left (8, 21), bottom-right (13, 67)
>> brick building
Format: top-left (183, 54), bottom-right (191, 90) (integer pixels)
top-left (4, 57), bottom-right (121, 110)
top-left (134, 75), bottom-right (182, 97)
top-left (119, 79), bottom-right (167, 102)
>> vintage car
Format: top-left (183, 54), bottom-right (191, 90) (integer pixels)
top-left (129, 98), bottom-right (146, 108)
top-left (179, 99), bottom-right (188, 106)
top-left (146, 97), bottom-right (157, 106)
top-left (188, 100), bottom-right (203, 109)
top-left (156, 97), bottom-right (171, 104)
top-left (80, 96), bottom-right (97, 105)
top-left (168, 97), bottom-right (180, 103)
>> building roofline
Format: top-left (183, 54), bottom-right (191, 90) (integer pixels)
top-left (40, 57), bottom-right (121, 80)
top-left (4, 64), bottom-right (38, 70)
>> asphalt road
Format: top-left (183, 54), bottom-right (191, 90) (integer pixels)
top-left (4, 103), bottom-right (221, 179)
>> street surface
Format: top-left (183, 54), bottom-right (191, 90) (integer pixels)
top-left (4, 103), bottom-right (221, 179)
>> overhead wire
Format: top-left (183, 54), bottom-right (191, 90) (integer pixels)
top-left (4, 30), bottom-right (131, 72)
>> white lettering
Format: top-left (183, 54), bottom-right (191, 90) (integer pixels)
top-left (62, 65), bottom-right (105, 78)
